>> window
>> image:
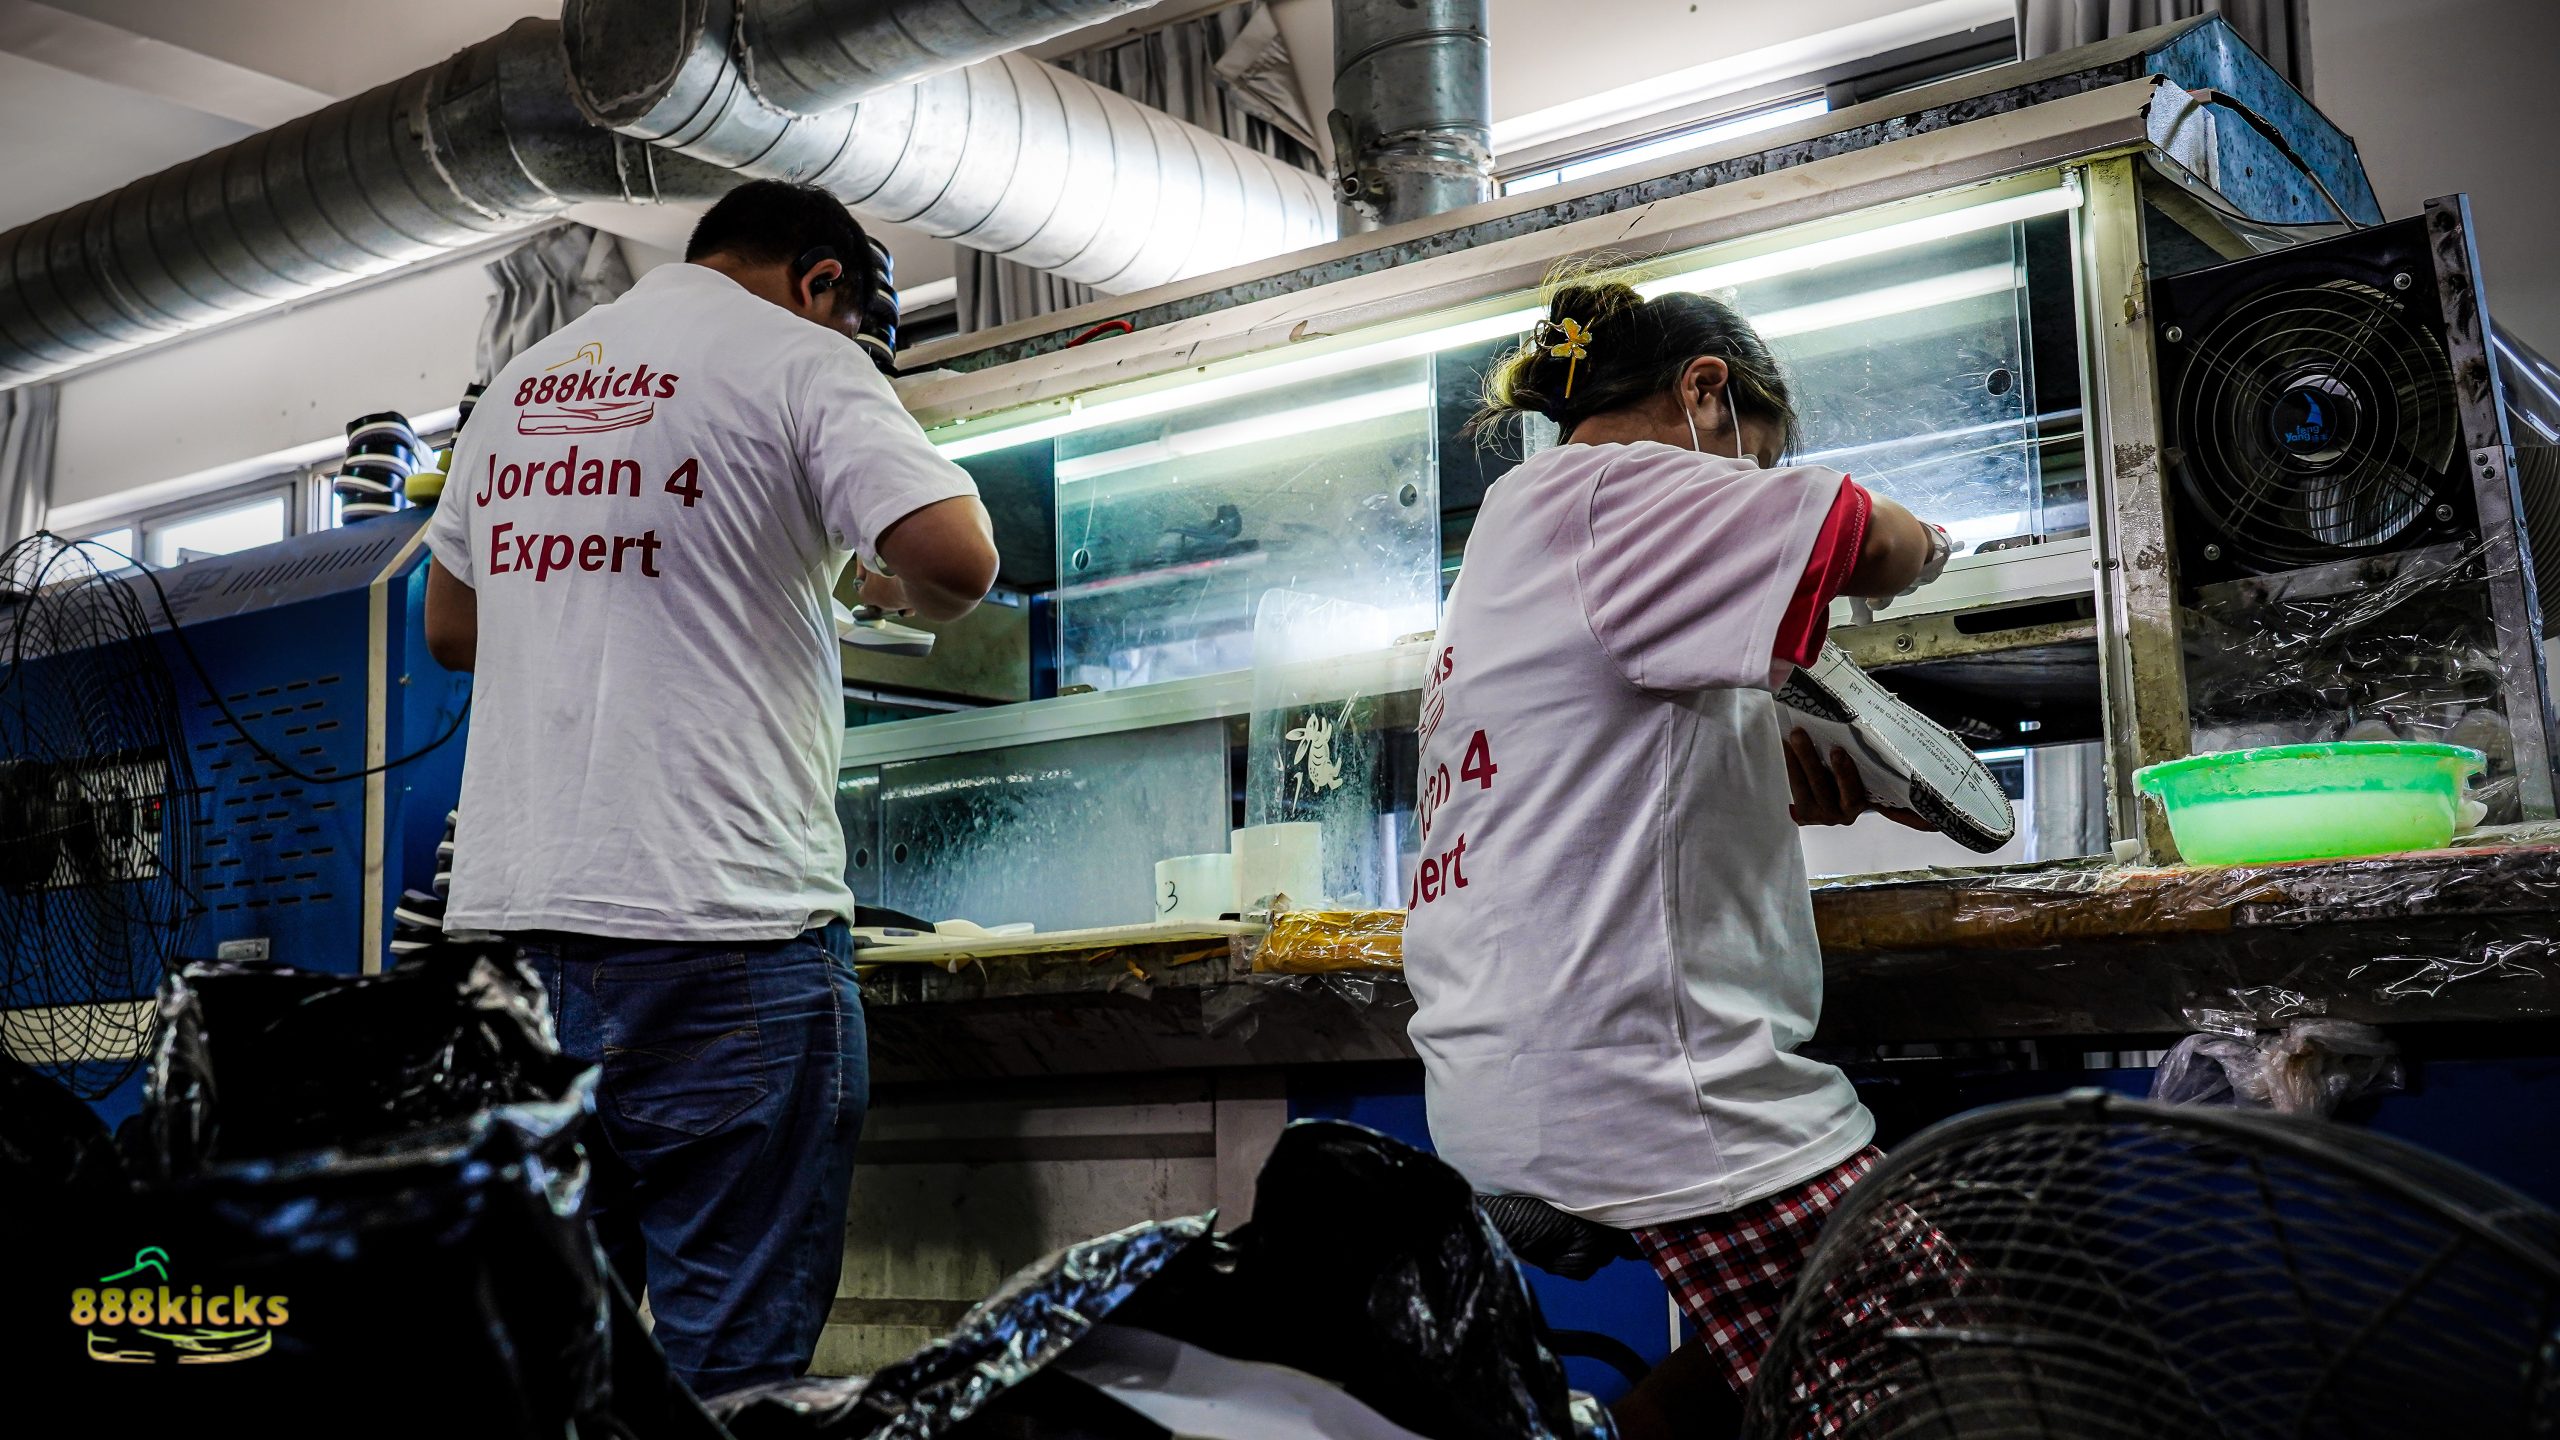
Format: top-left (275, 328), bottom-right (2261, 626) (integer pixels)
top-left (80, 527), bottom-right (137, 565)
top-left (1504, 95), bottom-right (1833, 196)
top-left (67, 411), bottom-right (458, 568)
top-left (148, 493), bottom-right (288, 566)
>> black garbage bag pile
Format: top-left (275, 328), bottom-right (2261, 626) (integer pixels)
top-left (715, 1119), bottom-right (1613, 1440)
top-left (1, 947), bottom-right (720, 1440)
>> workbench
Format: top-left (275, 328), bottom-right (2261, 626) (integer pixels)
top-left (858, 831), bottom-right (2560, 1083)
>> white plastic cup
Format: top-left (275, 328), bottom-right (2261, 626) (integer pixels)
top-left (1154, 853), bottom-right (1235, 923)
top-left (1231, 822), bottom-right (1322, 912)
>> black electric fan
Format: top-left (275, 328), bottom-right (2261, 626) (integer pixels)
top-left (0, 534), bottom-right (199, 1098)
top-left (1747, 1092), bottom-right (2560, 1439)
top-left (2167, 282), bottom-right (2461, 571)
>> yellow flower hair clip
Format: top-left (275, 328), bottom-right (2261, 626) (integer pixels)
top-left (1543, 316), bottom-right (1592, 397)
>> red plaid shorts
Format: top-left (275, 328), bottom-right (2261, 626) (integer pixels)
top-left (1630, 1144), bottom-right (1883, 1396)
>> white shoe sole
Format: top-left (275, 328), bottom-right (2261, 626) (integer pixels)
top-left (1776, 641), bottom-right (2017, 853)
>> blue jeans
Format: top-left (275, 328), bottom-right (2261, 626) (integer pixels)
top-left (517, 928), bottom-right (866, 1397)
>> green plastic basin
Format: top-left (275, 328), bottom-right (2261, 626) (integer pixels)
top-left (2134, 741), bottom-right (2484, 866)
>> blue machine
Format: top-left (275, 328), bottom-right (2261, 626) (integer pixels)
top-left (145, 513), bottom-right (469, 974)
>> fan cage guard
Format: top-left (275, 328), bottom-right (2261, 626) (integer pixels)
top-left (2168, 277), bottom-right (2464, 577)
top-left (0, 536), bottom-right (200, 1099)
top-left (1747, 1092), bottom-right (2560, 1440)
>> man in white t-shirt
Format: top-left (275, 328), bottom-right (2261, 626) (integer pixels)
top-left (421, 182), bottom-right (995, 1395)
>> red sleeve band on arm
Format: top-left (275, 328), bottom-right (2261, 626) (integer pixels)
top-left (1772, 477), bottom-right (1872, 671)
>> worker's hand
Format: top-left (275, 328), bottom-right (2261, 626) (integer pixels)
top-left (854, 564), bottom-right (913, 616)
top-left (1786, 728), bottom-right (1934, 831)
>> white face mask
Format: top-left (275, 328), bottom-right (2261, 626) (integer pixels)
top-left (1684, 392), bottom-right (1748, 462)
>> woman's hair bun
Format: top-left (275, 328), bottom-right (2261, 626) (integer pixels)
top-left (1470, 262), bottom-right (1798, 455)
top-left (1545, 280), bottom-right (1644, 332)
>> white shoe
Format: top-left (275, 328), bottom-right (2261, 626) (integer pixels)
top-left (1776, 641), bottom-right (2017, 853)
top-left (833, 598), bottom-right (935, 658)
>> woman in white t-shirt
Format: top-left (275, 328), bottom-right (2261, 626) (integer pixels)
top-left (1402, 277), bottom-right (1944, 1432)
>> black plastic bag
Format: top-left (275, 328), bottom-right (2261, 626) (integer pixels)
top-left (715, 1120), bottom-right (1610, 1440)
top-left (0, 1052), bottom-right (129, 1203)
top-left (1114, 1120), bottom-right (1600, 1440)
top-left (0, 947), bottom-right (726, 1440)
top-left (141, 945), bottom-right (587, 1180)
top-left (716, 1215), bottom-right (1216, 1439)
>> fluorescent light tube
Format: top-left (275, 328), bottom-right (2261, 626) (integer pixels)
top-left (934, 182), bottom-right (2077, 459)
top-left (1751, 263), bottom-right (2019, 339)
top-left (1054, 384), bottom-right (1434, 483)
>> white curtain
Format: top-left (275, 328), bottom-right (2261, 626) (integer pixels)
top-left (956, 1), bottom-right (1322, 334)
top-left (2017, 0), bottom-right (2313, 92)
top-left (0, 383), bottom-right (55, 549)
top-left (476, 225), bottom-right (636, 381)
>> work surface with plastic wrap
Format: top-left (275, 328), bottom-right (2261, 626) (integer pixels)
top-left (858, 831), bottom-right (2560, 1080)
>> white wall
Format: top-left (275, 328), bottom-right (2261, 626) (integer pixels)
top-left (2310, 0), bottom-right (2560, 350)
top-left (51, 257), bottom-right (494, 513)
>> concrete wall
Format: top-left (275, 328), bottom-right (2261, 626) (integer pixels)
top-left (2310, 0), bottom-right (2560, 350)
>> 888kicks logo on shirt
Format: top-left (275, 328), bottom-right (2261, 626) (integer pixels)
top-left (515, 340), bottom-right (681, 436)
top-left (68, 1246), bottom-right (289, 1364)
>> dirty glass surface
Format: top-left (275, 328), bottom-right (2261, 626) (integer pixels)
top-left (877, 719), bottom-right (1229, 932)
top-left (1243, 591), bottom-right (1413, 911)
top-left (1725, 222), bottom-right (2040, 549)
top-left (1053, 358), bottom-right (1441, 693)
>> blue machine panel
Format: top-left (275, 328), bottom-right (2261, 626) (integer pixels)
top-left (145, 516), bottom-right (465, 978)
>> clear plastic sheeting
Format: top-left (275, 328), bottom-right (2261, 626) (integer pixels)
top-left (1253, 907), bottom-right (1407, 973)
top-left (1054, 358), bottom-right (1440, 692)
top-left (2150, 1019), bottom-right (2404, 1115)
top-left (1810, 836), bottom-right (2560, 1036)
top-left (2185, 540), bottom-right (2532, 820)
top-left (714, 1122), bottom-right (1607, 1440)
top-left (1202, 969), bottom-right (1416, 1043)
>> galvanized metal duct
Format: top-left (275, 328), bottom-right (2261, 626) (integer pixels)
top-left (563, 0), bottom-right (1335, 292)
top-left (1330, 0), bottom-right (1492, 231)
top-left (739, 0), bottom-right (1157, 115)
top-left (0, 19), bottom-right (723, 388)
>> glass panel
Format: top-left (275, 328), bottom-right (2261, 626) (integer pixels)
top-left (835, 767), bottom-right (880, 899)
top-left (1243, 590), bottom-right (1413, 910)
top-left (1731, 221), bottom-right (2038, 550)
top-left (877, 719), bottom-right (1230, 932)
top-left (149, 494), bottom-right (286, 566)
top-left (1053, 357), bottom-right (1439, 693)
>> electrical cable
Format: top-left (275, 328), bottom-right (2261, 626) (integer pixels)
top-left (1067, 319), bottom-right (1135, 346)
top-left (55, 532), bottom-right (472, 786)
top-left (2184, 87), bottom-right (2364, 231)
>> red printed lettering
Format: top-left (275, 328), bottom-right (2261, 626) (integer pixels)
top-left (655, 374), bottom-right (679, 399)
top-left (1460, 730), bottom-right (1499, 790)
top-left (578, 534), bottom-right (608, 571)
top-left (488, 521), bottom-right (514, 575)
top-left (514, 377), bottom-right (537, 405)
top-left (664, 457), bottom-right (703, 508)
top-left (609, 459), bottom-right (640, 497)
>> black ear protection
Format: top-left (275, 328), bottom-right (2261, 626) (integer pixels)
top-left (792, 246), bottom-right (844, 300)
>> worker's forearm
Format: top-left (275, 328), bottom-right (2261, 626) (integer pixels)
top-left (1845, 493), bottom-right (1931, 600)
top-left (898, 577), bottom-right (987, 623)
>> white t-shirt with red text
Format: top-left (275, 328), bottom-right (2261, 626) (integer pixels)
top-left (426, 262), bottom-right (978, 940)
top-left (1401, 441), bottom-right (1875, 1228)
